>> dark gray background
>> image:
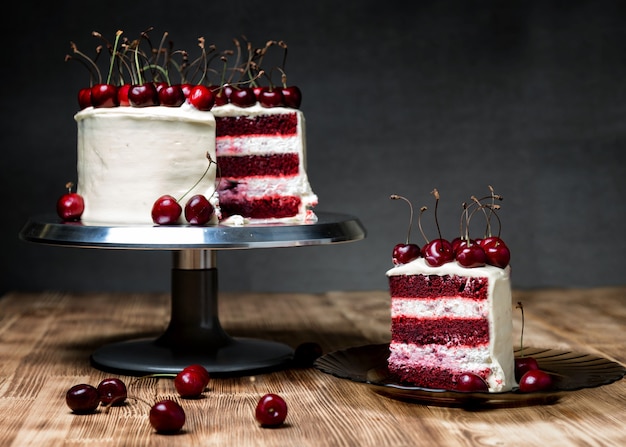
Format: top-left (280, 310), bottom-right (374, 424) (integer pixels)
top-left (3, 0), bottom-right (625, 295)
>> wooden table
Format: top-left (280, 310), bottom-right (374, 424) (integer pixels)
top-left (0, 287), bottom-right (624, 446)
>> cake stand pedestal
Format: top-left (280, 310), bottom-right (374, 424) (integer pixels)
top-left (19, 212), bottom-right (366, 376)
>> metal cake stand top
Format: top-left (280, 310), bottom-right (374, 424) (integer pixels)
top-left (19, 212), bottom-right (366, 250)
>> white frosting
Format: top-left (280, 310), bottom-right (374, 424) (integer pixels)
top-left (212, 104), bottom-right (317, 223)
top-left (75, 105), bottom-right (217, 225)
top-left (392, 297), bottom-right (488, 318)
top-left (387, 258), bottom-right (515, 392)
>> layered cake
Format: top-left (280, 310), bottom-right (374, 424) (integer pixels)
top-left (212, 103), bottom-right (318, 223)
top-left (64, 31), bottom-right (318, 226)
top-left (386, 190), bottom-right (515, 392)
top-left (387, 259), bottom-right (514, 392)
top-left (76, 105), bottom-right (217, 225)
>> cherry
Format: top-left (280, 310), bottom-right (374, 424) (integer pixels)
top-left (66, 384), bottom-right (100, 414)
top-left (258, 87), bottom-right (284, 108)
top-left (293, 342), bottom-right (323, 367)
top-left (281, 86), bottom-right (302, 108)
top-left (390, 194), bottom-right (420, 265)
top-left (213, 84), bottom-right (233, 106)
top-left (392, 243), bottom-right (421, 265)
top-left (90, 84), bottom-right (119, 108)
top-left (154, 81), bottom-right (168, 93)
top-left (188, 85), bottom-right (215, 111)
top-left (422, 238), bottom-right (454, 267)
top-left (57, 182), bottom-right (85, 221)
top-left (184, 194), bottom-right (214, 225)
top-left (515, 357), bottom-right (540, 382)
top-left (455, 242), bottom-right (487, 268)
top-left (180, 83), bottom-right (193, 99)
top-left (78, 87), bottom-right (92, 109)
top-left (480, 236), bottom-right (510, 268)
top-left (229, 87), bottom-right (257, 107)
top-left (129, 83), bottom-right (159, 107)
top-left (255, 393), bottom-right (288, 427)
top-left (97, 377), bottom-right (127, 406)
top-left (174, 369), bottom-right (206, 398)
top-left (117, 84), bottom-right (131, 106)
top-left (151, 195), bottom-right (182, 225)
top-left (158, 84), bottom-right (185, 107)
top-left (181, 364), bottom-right (210, 388)
top-left (455, 373), bottom-right (489, 392)
top-left (149, 399), bottom-right (186, 433)
top-left (518, 369), bottom-right (553, 392)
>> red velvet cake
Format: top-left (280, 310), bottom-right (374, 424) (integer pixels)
top-left (212, 103), bottom-right (318, 223)
top-left (387, 259), bottom-right (515, 392)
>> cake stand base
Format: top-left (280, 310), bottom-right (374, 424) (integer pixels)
top-left (90, 338), bottom-right (293, 376)
top-left (90, 250), bottom-right (293, 376)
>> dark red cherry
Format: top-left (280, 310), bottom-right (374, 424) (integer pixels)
top-left (66, 384), bottom-right (100, 414)
top-left (422, 239), bottom-right (454, 267)
top-left (97, 377), bottom-right (127, 406)
top-left (149, 399), bottom-right (186, 433)
top-left (184, 194), bottom-right (214, 225)
top-left (57, 191), bottom-right (85, 221)
top-left (481, 236), bottom-right (511, 268)
top-left (519, 369), bottom-right (553, 392)
top-left (188, 85), bottom-right (215, 111)
top-left (78, 87), bottom-right (92, 109)
top-left (515, 357), bottom-right (540, 382)
top-left (455, 373), bottom-right (489, 392)
top-left (158, 84), bottom-right (185, 107)
top-left (258, 87), bottom-right (284, 108)
top-left (154, 81), bottom-right (168, 93)
top-left (281, 86), bottom-right (302, 108)
top-left (180, 83), bottom-right (193, 99)
top-left (152, 195), bottom-right (182, 225)
top-left (230, 87), bottom-right (257, 107)
top-left (117, 84), bottom-right (131, 106)
top-left (174, 370), bottom-right (205, 398)
top-left (392, 243), bottom-right (421, 265)
top-left (129, 83), bottom-right (159, 107)
top-left (213, 84), bottom-right (233, 106)
top-left (181, 364), bottom-right (210, 388)
top-left (455, 243), bottom-right (487, 268)
top-left (255, 393), bottom-right (288, 427)
top-left (90, 84), bottom-right (119, 108)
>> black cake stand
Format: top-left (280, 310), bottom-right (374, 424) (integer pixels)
top-left (19, 212), bottom-right (366, 376)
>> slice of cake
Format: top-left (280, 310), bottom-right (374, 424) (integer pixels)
top-left (387, 258), bottom-right (514, 392)
top-left (75, 104), bottom-right (217, 225)
top-left (212, 103), bottom-right (318, 224)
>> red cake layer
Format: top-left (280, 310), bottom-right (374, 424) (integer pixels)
top-left (215, 114), bottom-right (298, 137)
top-left (388, 363), bottom-right (490, 389)
top-left (218, 195), bottom-right (302, 219)
top-left (391, 316), bottom-right (489, 346)
top-left (218, 154), bottom-right (300, 178)
top-left (389, 274), bottom-right (489, 300)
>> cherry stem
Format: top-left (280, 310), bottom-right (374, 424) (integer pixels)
top-left (390, 194), bottom-right (414, 244)
top-left (65, 182), bottom-right (75, 194)
top-left (418, 206), bottom-right (429, 244)
top-left (106, 30), bottom-right (123, 85)
top-left (516, 301), bottom-right (525, 357)
top-left (431, 189), bottom-right (443, 241)
top-left (176, 152), bottom-right (216, 203)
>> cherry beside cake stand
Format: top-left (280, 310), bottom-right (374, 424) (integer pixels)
top-left (19, 212), bottom-right (366, 376)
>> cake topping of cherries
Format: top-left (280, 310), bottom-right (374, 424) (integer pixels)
top-left (390, 186), bottom-right (510, 269)
top-left (67, 30), bottom-right (302, 111)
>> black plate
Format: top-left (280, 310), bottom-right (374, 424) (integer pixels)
top-left (314, 344), bottom-right (626, 407)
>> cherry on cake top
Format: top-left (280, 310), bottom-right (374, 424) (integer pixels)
top-left (390, 187), bottom-right (511, 269)
top-left (66, 29), bottom-right (302, 111)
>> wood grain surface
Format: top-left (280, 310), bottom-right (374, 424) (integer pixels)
top-left (0, 287), bottom-right (624, 446)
